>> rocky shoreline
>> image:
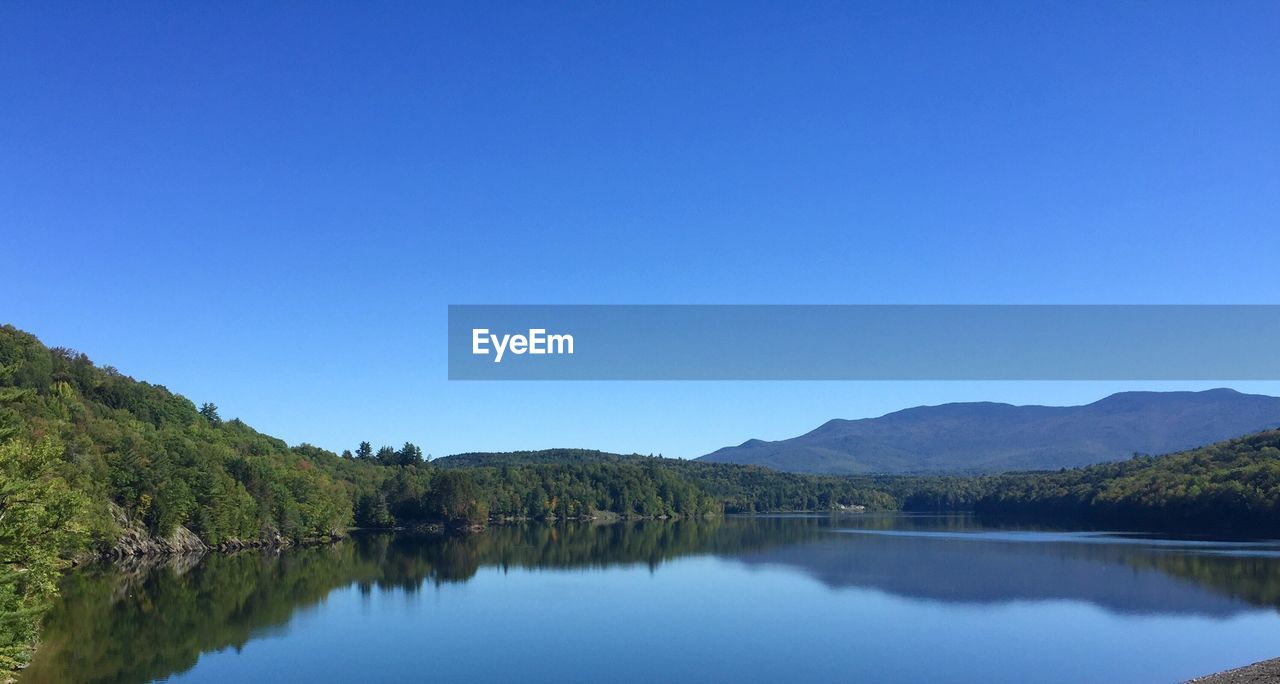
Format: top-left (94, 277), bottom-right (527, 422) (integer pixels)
top-left (88, 508), bottom-right (697, 564)
top-left (1187, 658), bottom-right (1280, 683)
top-left (82, 504), bottom-right (342, 564)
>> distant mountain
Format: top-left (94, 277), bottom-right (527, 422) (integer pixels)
top-left (698, 389), bottom-right (1280, 474)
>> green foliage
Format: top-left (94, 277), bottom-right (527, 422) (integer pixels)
top-left (973, 430), bottom-right (1280, 534)
top-left (428, 470), bottom-right (487, 523)
top-left (0, 436), bottom-right (87, 679)
top-left (354, 492), bottom-right (394, 528)
top-left (439, 451), bottom-right (901, 515)
top-left (0, 325), bottom-right (352, 548)
top-left (335, 453), bottom-right (719, 527)
top-left (198, 402), bottom-right (221, 426)
top-left (397, 442), bottom-right (423, 466)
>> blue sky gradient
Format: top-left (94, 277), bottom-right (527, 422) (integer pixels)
top-left (3, 2), bottom-right (1278, 457)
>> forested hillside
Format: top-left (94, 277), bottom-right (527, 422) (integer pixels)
top-left (0, 325), bottom-right (344, 676)
top-left (0, 324), bottom-right (909, 559)
top-left (0, 325), bottom-right (353, 551)
top-left (975, 430), bottom-right (1280, 534)
top-left (435, 448), bottom-right (902, 513)
top-left (0, 328), bottom-right (735, 553)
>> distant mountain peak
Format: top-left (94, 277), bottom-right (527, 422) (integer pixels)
top-left (699, 389), bottom-right (1280, 475)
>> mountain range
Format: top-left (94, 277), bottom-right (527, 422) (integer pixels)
top-left (697, 389), bottom-right (1280, 474)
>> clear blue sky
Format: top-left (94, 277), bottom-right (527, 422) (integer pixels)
top-left (3, 2), bottom-right (1278, 458)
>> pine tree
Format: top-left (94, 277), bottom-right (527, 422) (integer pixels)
top-left (198, 403), bottom-right (222, 426)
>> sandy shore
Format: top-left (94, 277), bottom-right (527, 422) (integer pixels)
top-left (1187, 658), bottom-right (1280, 683)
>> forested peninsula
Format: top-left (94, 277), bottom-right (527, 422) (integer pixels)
top-left (4, 323), bottom-right (1280, 678)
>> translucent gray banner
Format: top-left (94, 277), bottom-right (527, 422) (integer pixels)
top-left (447, 305), bottom-right (1280, 380)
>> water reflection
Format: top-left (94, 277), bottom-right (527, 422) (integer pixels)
top-left (20, 516), bottom-right (1280, 683)
top-left (738, 524), bottom-right (1280, 616)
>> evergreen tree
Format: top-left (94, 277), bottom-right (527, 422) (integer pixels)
top-left (198, 403), bottom-right (222, 426)
top-left (397, 442), bottom-right (423, 466)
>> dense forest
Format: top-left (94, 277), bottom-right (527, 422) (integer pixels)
top-left (0, 323), bottom-right (910, 550)
top-left (973, 430), bottom-right (1280, 534)
top-left (5, 323), bottom-right (1280, 679)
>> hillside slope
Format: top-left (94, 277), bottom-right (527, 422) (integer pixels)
top-left (0, 325), bottom-right (353, 549)
top-left (976, 429), bottom-right (1280, 534)
top-left (700, 390), bottom-right (1280, 474)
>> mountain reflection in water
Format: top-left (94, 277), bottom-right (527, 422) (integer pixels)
top-left (20, 515), bottom-right (1280, 684)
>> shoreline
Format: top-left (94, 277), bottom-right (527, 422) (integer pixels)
top-left (1187, 658), bottom-right (1280, 683)
top-left (87, 514), bottom-right (713, 563)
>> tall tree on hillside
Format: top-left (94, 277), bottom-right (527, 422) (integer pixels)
top-left (198, 403), bottom-right (222, 427)
top-left (397, 442), bottom-right (423, 466)
top-left (355, 441), bottom-right (373, 460)
top-left (375, 446), bottom-right (397, 466)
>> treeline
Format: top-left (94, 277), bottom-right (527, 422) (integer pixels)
top-left (437, 451), bottom-right (998, 514)
top-left (972, 430), bottom-right (1280, 534)
top-left (341, 440), bottom-right (425, 467)
top-left (436, 450), bottom-right (903, 513)
top-left (290, 447), bottom-right (726, 528)
top-left (1, 322), bottom-right (900, 556)
top-left (315, 447), bottom-right (938, 531)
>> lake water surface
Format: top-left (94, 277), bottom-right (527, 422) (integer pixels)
top-left (21, 515), bottom-right (1280, 683)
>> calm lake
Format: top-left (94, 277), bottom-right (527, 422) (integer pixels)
top-left (21, 515), bottom-right (1280, 683)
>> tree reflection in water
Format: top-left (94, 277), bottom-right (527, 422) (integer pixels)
top-left (20, 515), bottom-right (1280, 684)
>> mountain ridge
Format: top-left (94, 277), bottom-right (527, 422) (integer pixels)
top-left (699, 389), bottom-right (1280, 474)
